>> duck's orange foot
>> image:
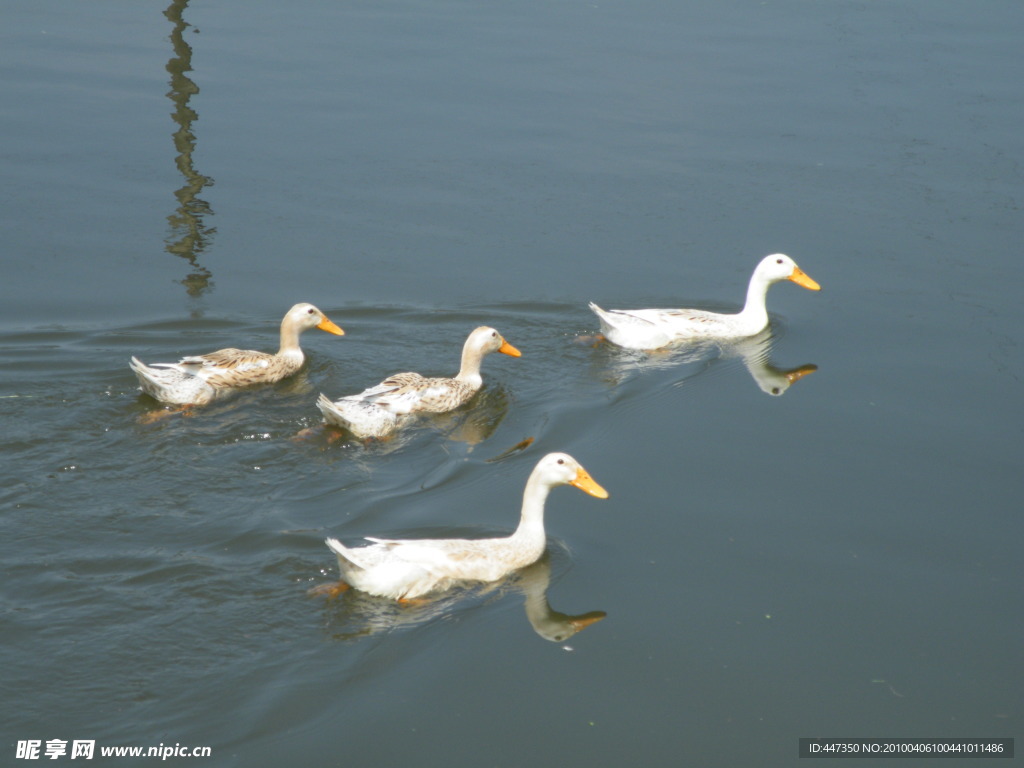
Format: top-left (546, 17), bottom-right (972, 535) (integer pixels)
top-left (397, 596), bottom-right (432, 606)
top-left (574, 333), bottom-right (605, 348)
top-left (363, 433), bottom-right (396, 444)
top-left (136, 405), bottom-right (193, 424)
top-left (323, 426), bottom-right (355, 444)
top-left (290, 425), bottom-right (323, 443)
top-left (308, 581), bottom-right (351, 599)
top-left (486, 436), bottom-right (534, 463)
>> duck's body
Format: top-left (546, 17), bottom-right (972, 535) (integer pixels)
top-left (322, 452), bottom-right (608, 600)
top-left (318, 326), bottom-right (520, 438)
top-left (130, 303), bottom-right (344, 405)
top-left (589, 254), bottom-right (820, 350)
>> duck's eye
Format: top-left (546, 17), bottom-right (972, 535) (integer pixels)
top-left (491, 332), bottom-right (497, 338)
top-left (557, 458), bottom-right (564, 465)
top-left (776, 258), bottom-right (784, 264)
top-left (307, 308), bottom-right (315, 314)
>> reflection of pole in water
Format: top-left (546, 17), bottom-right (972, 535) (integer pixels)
top-left (165, 0), bottom-right (214, 298)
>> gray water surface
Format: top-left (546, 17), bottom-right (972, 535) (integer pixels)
top-left (2, 1), bottom-right (1021, 765)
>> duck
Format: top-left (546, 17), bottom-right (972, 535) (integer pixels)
top-left (318, 452), bottom-right (608, 600)
top-left (130, 303), bottom-right (344, 405)
top-left (589, 253), bottom-right (820, 350)
top-left (317, 326), bottom-right (520, 438)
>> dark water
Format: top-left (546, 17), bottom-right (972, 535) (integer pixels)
top-left (2, 1), bottom-right (1021, 765)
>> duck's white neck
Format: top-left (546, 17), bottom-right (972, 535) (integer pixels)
top-left (736, 269), bottom-right (774, 332)
top-left (511, 471), bottom-right (555, 544)
top-left (455, 343), bottom-right (485, 388)
top-left (277, 319), bottom-right (306, 361)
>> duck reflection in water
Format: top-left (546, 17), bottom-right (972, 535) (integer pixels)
top-left (590, 326), bottom-right (817, 397)
top-left (318, 553), bottom-right (606, 645)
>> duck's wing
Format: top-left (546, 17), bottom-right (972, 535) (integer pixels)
top-left (350, 372), bottom-right (468, 414)
top-left (364, 536), bottom-right (458, 569)
top-left (342, 372), bottom-right (418, 402)
top-left (590, 301), bottom-right (742, 347)
top-left (364, 537), bottom-right (511, 580)
top-left (601, 306), bottom-right (716, 327)
top-left (184, 348), bottom-right (276, 372)
top-left (588, 303), bottom-right (681, 349)
top-left (589, 302), bottom-right (658, 331)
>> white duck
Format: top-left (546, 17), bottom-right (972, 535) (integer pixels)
top-left (317, 326), bottom-right (520, 438)
top-left (589, 253), bottom-right (820, 350)
top-left (130, 303), bottom-right (344, 405)
top-left (319, 452), bottom-right (608, 600)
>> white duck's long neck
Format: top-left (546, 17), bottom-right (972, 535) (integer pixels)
top-left (511, 470), bottom-right (554, 543)
top-left (277, 319), bottom-right (306, 362)
top-left (736, 270), bottom-right (773, 331)
top-left (455, 342), bottom-right (485, 388)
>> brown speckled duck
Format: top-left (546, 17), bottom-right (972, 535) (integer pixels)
top-left (130, 303), bottom-right (344, 405)
top-left (317, 325), bottom-right (520, 438)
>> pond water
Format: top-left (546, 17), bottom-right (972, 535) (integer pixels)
top-left (2, 1), bottom-right (1020, 765)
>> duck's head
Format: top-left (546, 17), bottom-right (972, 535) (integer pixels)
top-left (536, 452), bottom-right (609, 498)
top-left (285, 303), bottom-right (345, 335)
top-left (467, 326), bottom-right (521, 358)
top-left (756, 254), bottom-right (821, 291)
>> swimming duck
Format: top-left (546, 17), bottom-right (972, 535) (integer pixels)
top-left (317, 326), bottom-right (520, 438)
top-left (319, 452), bottom-right (608, 600)
top-left (589, 253), bottom-right (820, 350)
top-left (130, 303), bottom-right (344, 405)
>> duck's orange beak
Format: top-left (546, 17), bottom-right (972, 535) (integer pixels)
top-left (568, 611), bottom-right (607, 632)
top-left (318, 318), bottom-right (345, 335)
top-left (571, 467), bottom-right (609, 499)
top-left (785, 364), bottom-right (818, 384)
top-left (788, 267), bottom-right (821, 291)
top-left (498, 339), bottom-right (521, 357)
